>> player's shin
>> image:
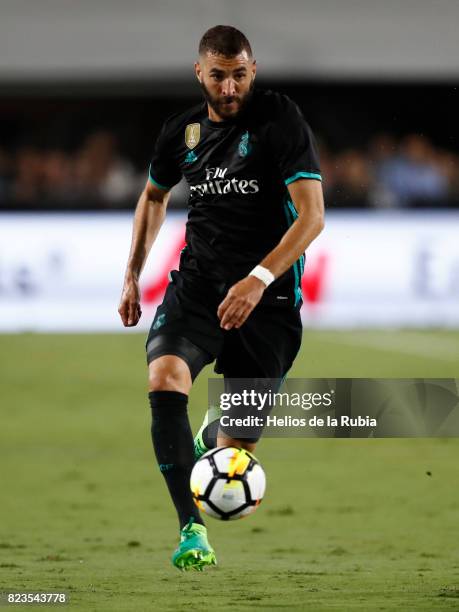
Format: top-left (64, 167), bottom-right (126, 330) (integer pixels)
top-left (148, 390), bottom-right (204, 528)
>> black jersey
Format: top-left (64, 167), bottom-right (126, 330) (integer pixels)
top-left (149, 88), bottom-right (321, 307)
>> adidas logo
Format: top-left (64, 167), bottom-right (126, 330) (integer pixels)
top-left (185, 150), bottom-right (198, 164)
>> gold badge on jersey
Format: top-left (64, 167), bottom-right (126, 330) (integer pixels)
top-left (185, 123), bottom-right (200, 149)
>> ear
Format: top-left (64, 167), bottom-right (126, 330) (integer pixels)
top-left (194, 61), bottom-right (202, 83)
top-left (251, 59), bottom-right (257, 81)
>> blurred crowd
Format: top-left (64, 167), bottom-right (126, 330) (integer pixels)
top-left (321, 133), bottom-right (459, 208)
top-left (0, 130), bottom-right (458, 209)
top-left (0, 131), bottom-right (142, 208)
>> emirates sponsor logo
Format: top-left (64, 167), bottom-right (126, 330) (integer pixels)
top-left (190, 166), bottom-right (259, 197)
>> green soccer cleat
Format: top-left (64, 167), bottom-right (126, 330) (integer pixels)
top-left (172, 519), bottom-right (217, 571)
top-left (194, 405), bottom-right (221, 460)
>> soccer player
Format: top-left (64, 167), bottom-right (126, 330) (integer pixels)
top-left (118, 25), bottom-right (324, 571)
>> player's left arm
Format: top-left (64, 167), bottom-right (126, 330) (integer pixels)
top-left (218, 178), bottom-right (324, 330)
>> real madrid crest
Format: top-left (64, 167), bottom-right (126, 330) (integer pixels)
top-left (185, 123), bottom-right (200, 149)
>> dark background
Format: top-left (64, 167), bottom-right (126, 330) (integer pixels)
top-left (1, 81), bottom-right (456, 165)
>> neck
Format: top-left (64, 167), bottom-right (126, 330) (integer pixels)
top-left (207, 104), bottom-right (226, 123)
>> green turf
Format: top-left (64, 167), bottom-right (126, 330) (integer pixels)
top-left (1, 331), bottom-right (459, 611)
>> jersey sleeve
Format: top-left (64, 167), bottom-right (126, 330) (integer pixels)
top-left (269, 98), bottom-right (322, 186)
top-left (148, 121), bottom-right (182, 191)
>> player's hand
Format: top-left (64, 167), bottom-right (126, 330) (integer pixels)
top-left (217, 275), bottom-right (265, 330)
top-left (118, 276), bottom-right (142, 327)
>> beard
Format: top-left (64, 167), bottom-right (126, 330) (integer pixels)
top-left (200, 79), bottom-right (255, 121)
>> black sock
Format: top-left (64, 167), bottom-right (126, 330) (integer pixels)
top-left (202, 419), bottom-right (220, 449)
top-left (149, 390), bottom-right (204, 529)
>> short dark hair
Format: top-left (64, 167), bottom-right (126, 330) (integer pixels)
top-left (199, 25), bottom-right (252, 58)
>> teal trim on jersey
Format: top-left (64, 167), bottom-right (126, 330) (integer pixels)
top-left (286, 199), bottom-right (298, 220)
top-left (299, 252), bottom-right (305, 277)
top-left (285, 171), bottom-right (322, 186)
top-left (283, 199), bottom-right (303, 306)
top-left (285, 198), bottom-right (305, 277)
top-left (148, 165), bottom-right (171, 191)
top-left (148, 174), bottom-right (170, 191)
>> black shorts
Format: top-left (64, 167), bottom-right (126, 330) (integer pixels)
top-left (146, 270), bottom-right (302, 380)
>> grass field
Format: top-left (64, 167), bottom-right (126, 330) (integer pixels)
top-left (1, 331), bottom-right (459, 611)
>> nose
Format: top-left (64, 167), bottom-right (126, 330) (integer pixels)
top-left (221, 78), bottom-right (236, 97)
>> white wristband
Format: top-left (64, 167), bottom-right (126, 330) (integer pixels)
top-left (249, 265), bottom-right (275, 287)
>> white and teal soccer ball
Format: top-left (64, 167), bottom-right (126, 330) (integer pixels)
top-left (190, 446), bottom-right (266, 520)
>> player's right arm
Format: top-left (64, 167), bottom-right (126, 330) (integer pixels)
top-left (118, 180), bottom-right (171, 327)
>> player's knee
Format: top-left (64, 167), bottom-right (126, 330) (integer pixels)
top-left (148, 368), bottom-right (189, 393)
top-left (148, 356), bottom-right (192, 393)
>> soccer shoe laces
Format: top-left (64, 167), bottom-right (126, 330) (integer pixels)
top-left (180, 516), bottom-right (204, 539)
top-left (182, 517), bottom-right (196, 534)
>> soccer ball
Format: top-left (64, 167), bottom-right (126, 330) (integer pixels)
top-left (190, 446), bottom-right (266, 520)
